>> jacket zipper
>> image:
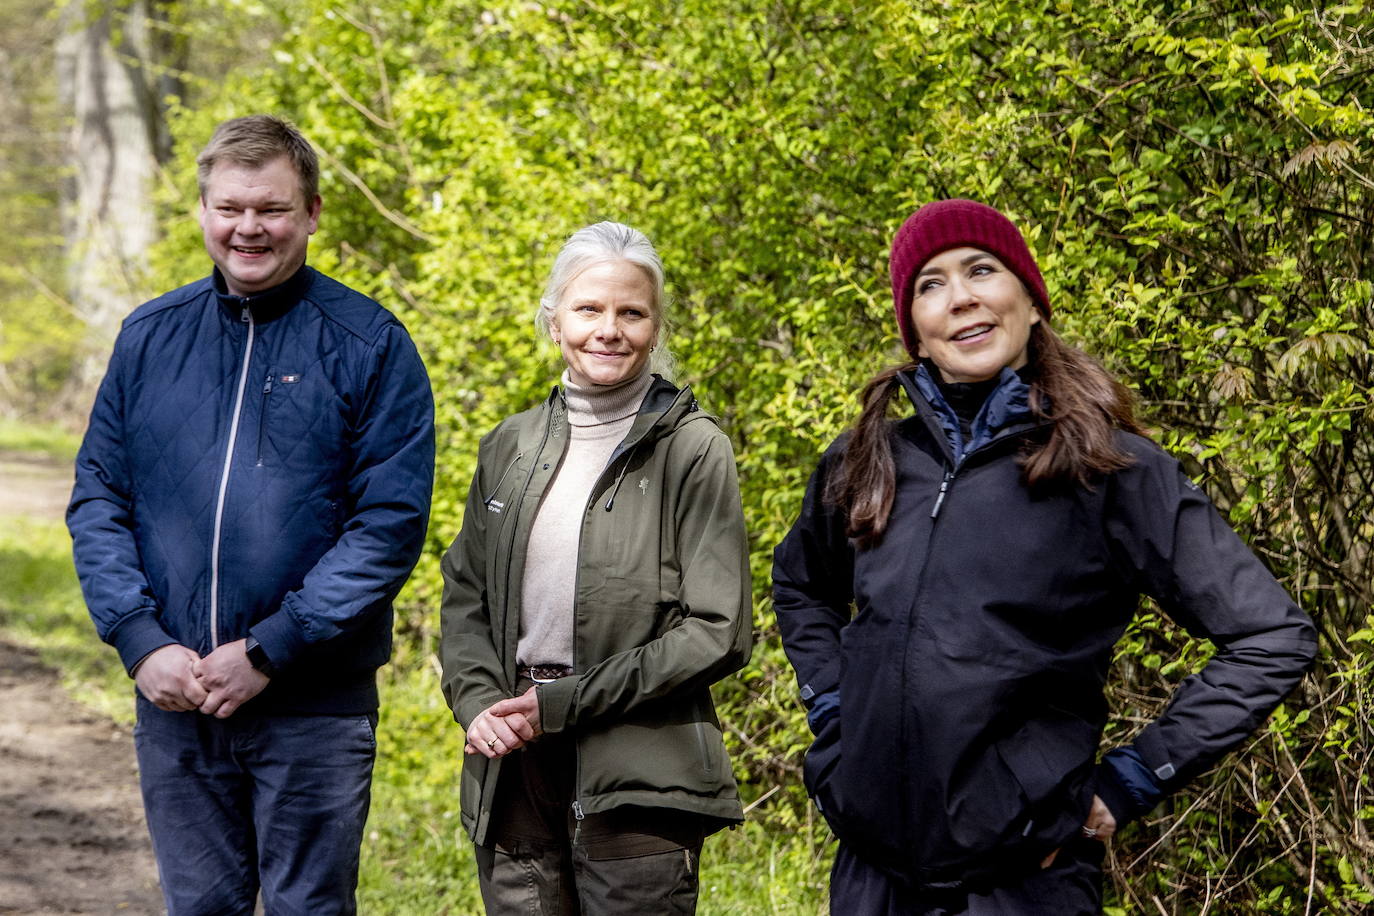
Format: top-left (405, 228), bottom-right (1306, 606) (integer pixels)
top-left (566, 391), bottom-right (685, 820)
top-left (928, 425), bottom-right (1038, 519)
top-left (255, 370), bottom-right (274, 467)
top-left (897, 425), bottom-right (1040, 850)
top-left (210, 306), bottom-right (256, 649)
top-left (930, 470), bottom-right (953, 519)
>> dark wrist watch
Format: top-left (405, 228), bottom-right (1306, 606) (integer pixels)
top-left (244, 635), bottom-right (276, 677)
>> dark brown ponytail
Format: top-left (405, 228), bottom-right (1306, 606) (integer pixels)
top-left (823, 362), bottom-right (917, 548)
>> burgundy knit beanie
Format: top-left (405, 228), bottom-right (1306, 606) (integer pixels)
top-left (889, 199), bottom-right (1051, 358)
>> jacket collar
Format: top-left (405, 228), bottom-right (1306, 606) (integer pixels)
top-left (900, 362), bottom-right (1040, 467)
top-left (213, 264), bottom-right (315, 324)
top-left (540, 374), bottom-right (703, 448)
top-left (613, 375), bottom-right (703, 459)
top-left (529, 373), bottom-right (708, 511)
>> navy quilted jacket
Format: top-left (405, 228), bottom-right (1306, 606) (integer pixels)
top-left (68, 266), bottom-right (434, 715)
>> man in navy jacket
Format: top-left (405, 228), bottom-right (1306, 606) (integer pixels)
top-left (68, 115), bottom-right (434, 915)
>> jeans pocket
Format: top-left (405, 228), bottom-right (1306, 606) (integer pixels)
top-left (356, 712), bottom-right (378, 750)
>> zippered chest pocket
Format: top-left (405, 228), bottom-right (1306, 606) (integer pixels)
top-left (251, 366), bottom-right (347, 470)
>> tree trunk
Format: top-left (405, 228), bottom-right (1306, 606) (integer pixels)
top-left (55, 0), bottom-right (162, 388)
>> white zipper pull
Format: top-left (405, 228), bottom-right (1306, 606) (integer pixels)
top-left (572, 801), bottom-right (585, 821)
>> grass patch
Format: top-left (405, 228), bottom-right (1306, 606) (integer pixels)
top-left (699, 818), bottom-right (830, 915)
top-left (0, 418), bottom-right (82, 462)
top-left (359, 644), bottom-right (485, 914)
top-left (0, 517), bottom-right (132, 722)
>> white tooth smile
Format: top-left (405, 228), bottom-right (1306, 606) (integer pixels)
top-left (953, 325), bottom-right (993, 341)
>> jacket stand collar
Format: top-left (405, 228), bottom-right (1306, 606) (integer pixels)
top-left (212, 264), bottom-right (315, 324)
top-left (900, 363), bottom-right (1042, 468)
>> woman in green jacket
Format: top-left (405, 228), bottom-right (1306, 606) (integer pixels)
top-left (439, 221), bottom-right (752, 915)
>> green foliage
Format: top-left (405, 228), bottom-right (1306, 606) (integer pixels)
top-left (361, 648), bottom-right (485, 914)
top-left (132, 0), bottom-right (1374, 910)
top-left (0, 0), bottom-right (79, 417)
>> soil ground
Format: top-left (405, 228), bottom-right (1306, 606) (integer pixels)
top-left (0, 450), bottom-right (164, 915)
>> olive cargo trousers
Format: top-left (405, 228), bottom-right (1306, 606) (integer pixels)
top-left (474, 726), bottom-right (705, 915)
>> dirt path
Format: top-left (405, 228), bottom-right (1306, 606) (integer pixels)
top-left (0, 451), bottom-right (73, 523)
top-left (0, 450), bottom-right (164, 915)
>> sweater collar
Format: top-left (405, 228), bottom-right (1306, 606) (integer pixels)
top-left (561, 369), bottom-right (654, 428)
top-left (213, 264), bottom-right (315, 323)
top-left (540, 373), bottom-right (703, 461)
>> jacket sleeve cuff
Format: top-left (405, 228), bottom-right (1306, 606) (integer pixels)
top-left (537, 676), bottom-right (579, 734)
top-left (109, 609), bottom-right (177, 676)
top-left (804, 689), bottom-right (841, 735)
top-left (1096, 746), bottom-right (1166, 827)
top-left (249, 603), bottom-right (312, 670)
top-left (798, 653), bottom-right (842, 733)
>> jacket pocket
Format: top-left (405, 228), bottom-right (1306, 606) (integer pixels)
top-left (693, 720), bottom-right (717, 780)
top-left (947, 712), bottom-right (1098, 858)
top-left (998, 711), bottom-right (1098, 809)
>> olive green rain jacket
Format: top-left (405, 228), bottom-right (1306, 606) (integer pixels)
top-left (439, 376), bottom-right (752, 845)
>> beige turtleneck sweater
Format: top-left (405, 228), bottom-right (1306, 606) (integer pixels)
top-left (516, 369), bottom-right (654, 668)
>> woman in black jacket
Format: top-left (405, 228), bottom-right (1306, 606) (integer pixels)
top-left (772, 199), bottom-right (1316, 915)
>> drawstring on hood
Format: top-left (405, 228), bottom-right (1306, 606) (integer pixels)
top-left (604, 444), bottom-right (639, 511)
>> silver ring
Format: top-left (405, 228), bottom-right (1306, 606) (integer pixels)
top-left (1081, 826), bottom-right (1098, 839)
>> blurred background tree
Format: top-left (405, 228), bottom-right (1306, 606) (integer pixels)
top-left (1, 0), bottom-right (74, 414)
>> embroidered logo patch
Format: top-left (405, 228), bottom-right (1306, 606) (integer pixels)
top-left (638, 477), bottom-right (650, 496)
top-left (280, 374), bottom-right (301, 384)
top-left (486, 499), bottom-right (505, 514)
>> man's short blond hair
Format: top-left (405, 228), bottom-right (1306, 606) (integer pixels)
top-left (197, 115), bottom-right (319, 204)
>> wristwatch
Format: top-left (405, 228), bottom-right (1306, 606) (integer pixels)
top-left (244, 635), bottom-right (276, 677)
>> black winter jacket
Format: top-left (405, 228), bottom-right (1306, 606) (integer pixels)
top-left (69, 266), bottom-right (435, 715)
top-left (772, 366), bottom-right (1316, 889)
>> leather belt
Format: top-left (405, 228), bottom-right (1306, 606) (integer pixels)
top-left (518, 664), bottom-right (573, 683)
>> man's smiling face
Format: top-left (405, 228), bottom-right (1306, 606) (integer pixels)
top-left (199, 155), bottom-right (320, 297)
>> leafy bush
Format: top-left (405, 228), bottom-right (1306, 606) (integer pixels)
top-left (144, 1), bottom-right (1372, 910)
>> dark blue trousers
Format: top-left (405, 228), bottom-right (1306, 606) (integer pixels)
top-left (133, 696), bottom-right (376, 916)
top-left (830, 838), bottom-right (1105, 916)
